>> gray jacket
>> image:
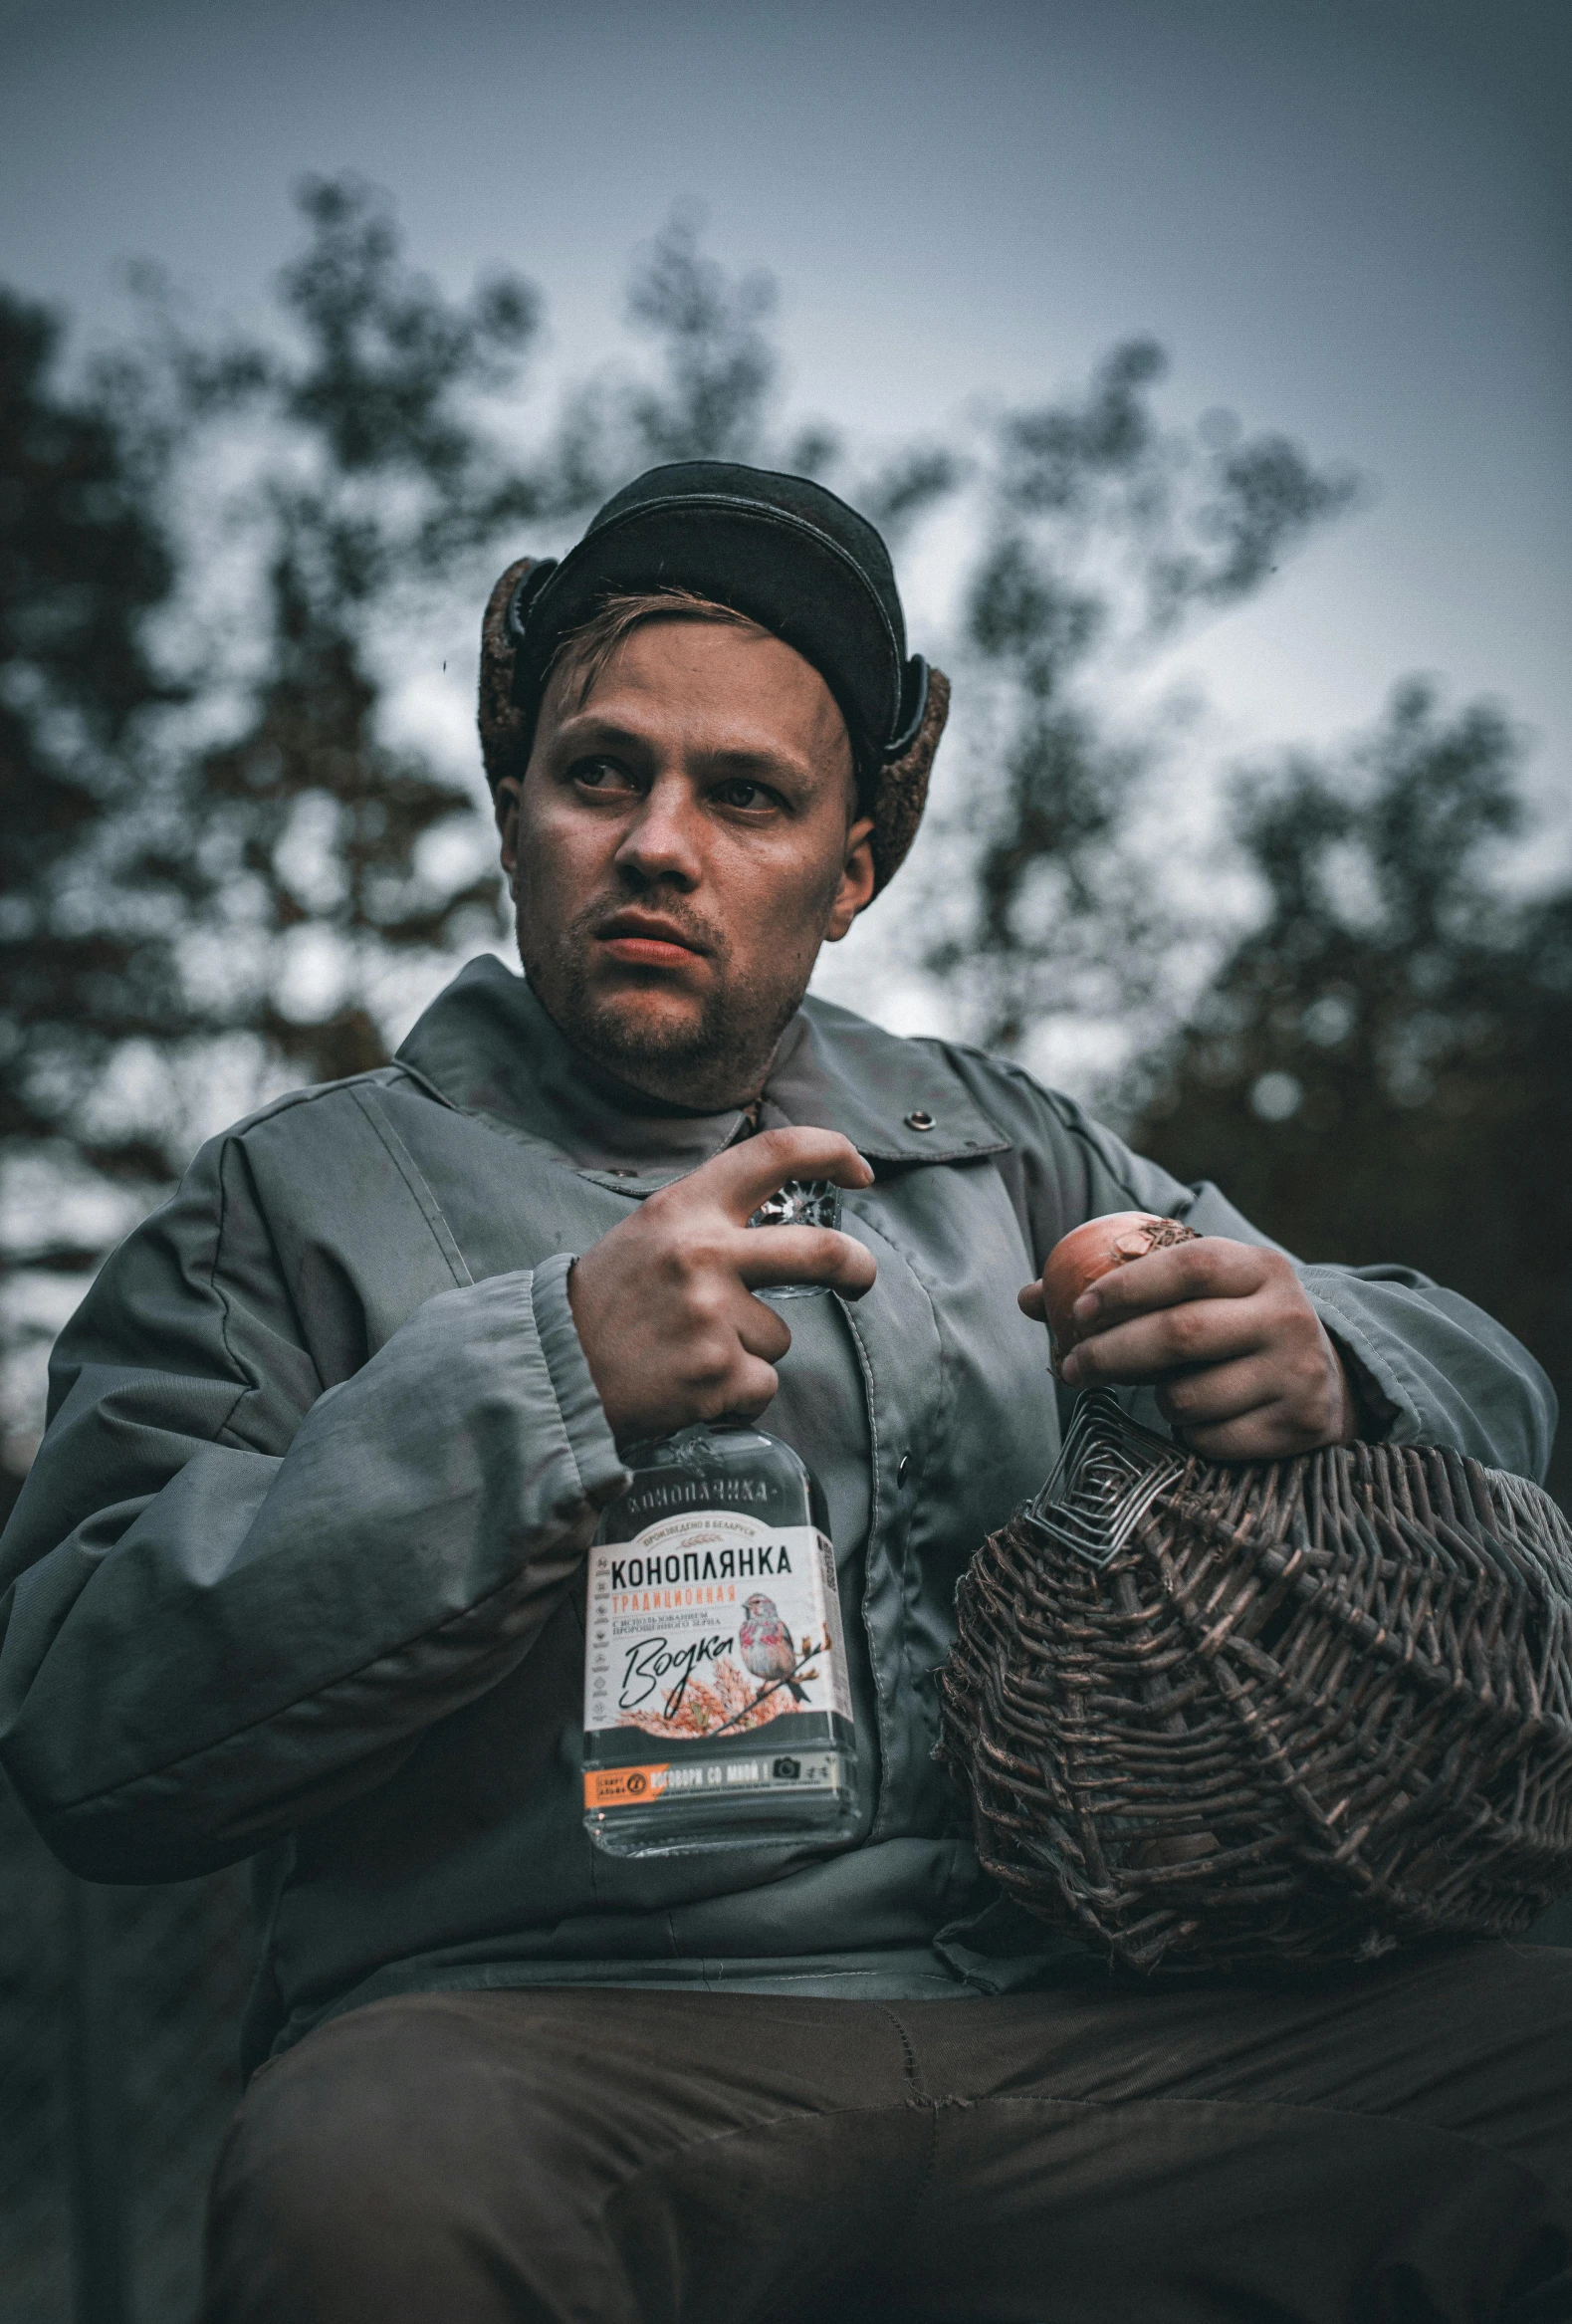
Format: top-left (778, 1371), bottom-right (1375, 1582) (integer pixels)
top-left (0, 959), bottom-right (1554, 2063)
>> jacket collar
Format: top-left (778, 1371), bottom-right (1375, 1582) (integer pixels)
top-left (395, 955), bottom-right (1010, 1180)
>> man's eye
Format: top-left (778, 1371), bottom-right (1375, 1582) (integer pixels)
top-left (572, 757), bottom-right (639, 793)
top-left (717, 779), bottom-right (775, 811)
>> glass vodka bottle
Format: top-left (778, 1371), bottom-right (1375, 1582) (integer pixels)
top-left (580, 1177), bottom-right (861, 1857)
top-left (581, 1417), bottom-right (859, 1859)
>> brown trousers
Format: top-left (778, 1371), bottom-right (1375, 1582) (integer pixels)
top-left (204, 1941), bottom-right (1572, 2324)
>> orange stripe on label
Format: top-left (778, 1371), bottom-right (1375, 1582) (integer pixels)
top-left (584, 1764), bottom-right (670, 1809)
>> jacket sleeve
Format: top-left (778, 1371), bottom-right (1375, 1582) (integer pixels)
top-left (0, 1130), bottom-right (628, 1883)
top-left (947, 1049), bottom-right (1557, 1486)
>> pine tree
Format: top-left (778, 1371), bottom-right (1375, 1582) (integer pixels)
top-left (0, 292), bottom-right (192, 1502)
top-left (1134, 682), bottom-right (1572, 1500)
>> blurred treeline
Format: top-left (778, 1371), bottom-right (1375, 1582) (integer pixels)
top-left (3, 177), bottom-right (1568, 1513)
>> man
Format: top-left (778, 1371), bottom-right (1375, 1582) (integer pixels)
top-left (0, 463), bottom-right (1566, 2323)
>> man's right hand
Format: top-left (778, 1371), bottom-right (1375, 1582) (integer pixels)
top-left (566, 1128), bottom-right (877, 1443)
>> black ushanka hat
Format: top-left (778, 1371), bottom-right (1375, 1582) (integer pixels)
top-left (478, 460), bottom-right (950, 895)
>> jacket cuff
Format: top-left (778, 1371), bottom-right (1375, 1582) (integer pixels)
top-left (529, 1254), bottom-right (630, 1511)
top-left (1300, 1271), bottom-right (1413, 1444)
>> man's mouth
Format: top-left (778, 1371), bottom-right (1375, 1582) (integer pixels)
top-left (594, 912), bottom-right (711, 971)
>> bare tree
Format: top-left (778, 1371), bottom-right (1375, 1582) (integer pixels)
top-left (921, 342), bottom-right (1361, 1059)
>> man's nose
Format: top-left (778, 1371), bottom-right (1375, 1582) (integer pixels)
top-left (613, 775), bottom-right (703, 889)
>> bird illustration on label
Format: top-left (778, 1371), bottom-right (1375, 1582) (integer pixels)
top-left (739, 1592), bottom-right (810, 1702)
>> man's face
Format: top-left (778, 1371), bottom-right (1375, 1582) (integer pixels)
top-left (495, 617), bottom-right (875, 1107)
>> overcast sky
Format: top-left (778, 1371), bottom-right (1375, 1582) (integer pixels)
top-left (4, 0), bottom-right (1568, 836)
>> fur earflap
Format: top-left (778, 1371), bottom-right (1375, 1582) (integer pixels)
top-left (477, 557), bottom-right (537, 794)
top-left (476, 557), bottom-right (946, 897)
top-left (866, 663), bottom-right (948, 894)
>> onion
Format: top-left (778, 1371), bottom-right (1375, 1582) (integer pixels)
top-left (1042, 1211), bottom-right (1201, 1373)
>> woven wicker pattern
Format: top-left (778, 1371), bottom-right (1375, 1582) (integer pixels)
top-left (937, 1401), bottom-right (1572, 1972)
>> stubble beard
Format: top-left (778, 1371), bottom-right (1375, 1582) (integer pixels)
top-left (517, 891), bottom-right (814, 1109)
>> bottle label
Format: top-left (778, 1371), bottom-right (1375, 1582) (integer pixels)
top-left (582, 1510), bottom-right (851, 1815)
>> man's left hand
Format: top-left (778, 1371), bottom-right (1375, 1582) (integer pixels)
top-left (1017, 1237), bottom-right (1358, 1461)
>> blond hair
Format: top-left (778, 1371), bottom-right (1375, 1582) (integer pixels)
top-left (548, 588), bottom-right (768, 713)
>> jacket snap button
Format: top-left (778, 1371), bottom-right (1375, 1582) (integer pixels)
top-left (905, 1109), bottom-right (935, 1132)
top-left (897, 1454), bottom-right (912, 1487)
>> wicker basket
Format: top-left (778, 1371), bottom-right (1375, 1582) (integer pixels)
top-left (936, 1393), bottom-right (1572, 1972)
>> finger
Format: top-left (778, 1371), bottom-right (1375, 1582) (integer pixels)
top-left (735, 1225), bottom-right (877, 1298)
top-left (682, 1127), bottom-right (874, 1224)
top-left (735, 1294), bottom-right (792, 1364)
top-left (1060, 1295), bottom-right (1272, 1386)
top-left (700, 1353), bottom-right (782, 1423)
top-left (1181, 1398), bottom-right (1327, 1463)
top-left (1163, 1337), bottom-right (1353, 1447)
top-left (1071, 1238), bottom-right (1276, 1330)
top-left (1017, 1280), bottom-right (1046, 1320)
top-left (1156, 1355), bottom-right (1282, 1431)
